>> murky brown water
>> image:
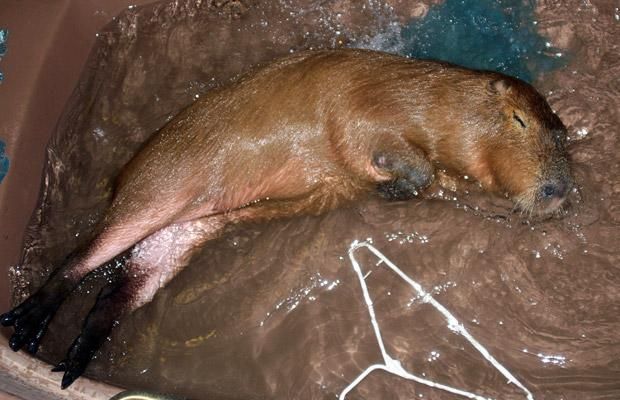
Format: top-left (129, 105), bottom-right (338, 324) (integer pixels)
top-left (8, 0), bottom-right (620, 399)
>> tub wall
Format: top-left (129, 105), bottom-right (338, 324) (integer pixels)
top-left (0, 1), bottom-right (156, 398)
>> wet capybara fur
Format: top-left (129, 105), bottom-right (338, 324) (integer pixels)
top-left (2, 49), bottom-right (573, 388)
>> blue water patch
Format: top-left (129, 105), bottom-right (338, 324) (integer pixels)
top-left (1, 30), bottom-right (11, 181)
top-left (0, 140), bottom-right (9, 184)
top-left (0, 28), bottom-right (7, 82)
top-left (399, 0), bottom-right (565, 82)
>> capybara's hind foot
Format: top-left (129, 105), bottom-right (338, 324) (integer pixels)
top-left (55, 332), bottom-right (107, 389)
top-left (1, 284), bottom-right (71, 355)
top-left (54, 292), bottom-right (118, 388)
top-left (53, 271), bottom-right (131, 389)
top-left (55, 332), bottom-right (100, 389)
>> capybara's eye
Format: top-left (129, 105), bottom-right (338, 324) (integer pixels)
top-left (512, 111), bottom-right (527, 129)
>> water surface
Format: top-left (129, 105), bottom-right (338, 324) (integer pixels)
top-left (8, 0), bottom-right (620, 399)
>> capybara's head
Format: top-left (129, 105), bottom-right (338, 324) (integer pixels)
top-left (472, 77), bottom-right (573, 216)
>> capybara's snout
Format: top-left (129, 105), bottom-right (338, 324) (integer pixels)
top-left (535, 125), bottom-right (574, 214)
top-left (540, 178), bottom-right (570, 201)
top-left (537, 174), bottom-right (573, 213)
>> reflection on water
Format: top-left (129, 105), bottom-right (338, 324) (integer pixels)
top-left (341, 241), bottom-right (534, 400)
top-left (8, 0), bottom-right (620, 399)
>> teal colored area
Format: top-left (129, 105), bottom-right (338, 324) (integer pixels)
top-left (0, 29), bottom-right (7, 55)
top-left (0, 28), bottom-right (7, 82)
top-left (400, 0), bottom-right (565, 82)
top-left (0, 140), bottom-right (9, 183)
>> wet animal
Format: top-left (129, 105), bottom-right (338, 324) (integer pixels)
top-left (1, 49), bottom-right (573, 388)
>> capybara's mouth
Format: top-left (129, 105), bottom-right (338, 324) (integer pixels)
top-left (537, 196), bottom-right (569, 217)
top-left (537, 176), bottom-right (574, 216)
top-left (513, 186), bottom-right (572, 218)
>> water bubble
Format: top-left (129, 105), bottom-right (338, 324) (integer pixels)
top-left (427, 350), bottom-right (441, 362)
top-left (537, 352), bottom-right (567, 366)
top-left (576, 127), bottom-right (589, 138)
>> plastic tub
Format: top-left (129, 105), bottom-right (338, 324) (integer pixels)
top-left (0, 1), bottom-right (157, 398)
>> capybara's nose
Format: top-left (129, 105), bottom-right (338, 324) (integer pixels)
top-left (541, 180), bottom-right (569, 200)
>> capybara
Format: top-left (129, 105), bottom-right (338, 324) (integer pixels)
top-left (1, 49), bottom-right (573, 388)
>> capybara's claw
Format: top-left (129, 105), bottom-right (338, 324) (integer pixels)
top-left (61, 366), bottom-right (82, 390)
top-left (25, 314), bottom-right (53, 354)
top-left (52, 360), bottom-right (67, 372)
top-left (0, 310), bottom-right (16, 326)
top-left (8, 333), bottom-right (27, 351)
top-left (57, 331), bottom-right (106, 389)
top-left (56, 349), bottom-right (90, 389)
top-left (61, 369), bottom-right (78, 390)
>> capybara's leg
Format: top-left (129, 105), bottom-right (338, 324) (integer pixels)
top-left (52, 251), bottom-right (132, 388)
top-left (372, 145), bottom-right (434, 200)
top-left (52, 217), bottom-right (226, 388)
top-left (0, 207), bottom-right (188, 356)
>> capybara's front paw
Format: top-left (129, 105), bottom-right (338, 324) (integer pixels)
top-left (372, 149), bottom-right (434, 193)
top-left (404, 164), bottom-right (434, 190)
top-left (1, 292), bottom-right (63, 354)
top-left (377, 178), bottom-right (421, 201)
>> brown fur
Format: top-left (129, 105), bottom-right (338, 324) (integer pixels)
top-left (2, 50), bottom-right (573, 389)
top-left (114, 49), bottom-right (570, 225)
top-left (67, 48), bottom-right (574, 283)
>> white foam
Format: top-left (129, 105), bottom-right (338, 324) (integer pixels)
top-left (339, 241), bottom-right (534, 400)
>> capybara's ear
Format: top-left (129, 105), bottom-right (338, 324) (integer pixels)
top-left (511, 110), bottom-right (528, 130)
top-left (488, 78), bottom-right (511, 95)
